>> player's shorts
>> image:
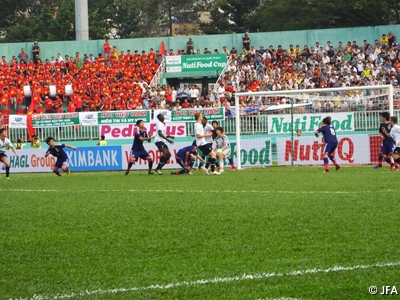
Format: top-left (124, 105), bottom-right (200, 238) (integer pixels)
top-left (55, 157), bottom-right (69, 168)
top-left (323, 143), bottom-right (338, 155)
top-left (0, 152), bottom-right (7, 160)
top-left (380, 144), bottom-right (396, 155)
top-left (199, 144), bottom-right (213, 156)
top-left (155, 141), bottom-right (169, 151)
top-left (130, 150), bottom-right (151, 162)
top-left (217, 148), bottom-right (231, 158)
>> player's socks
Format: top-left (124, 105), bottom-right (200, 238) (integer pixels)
top-left (396, 158), bottom-right (400, 168)
top-left (148, 160), bottom-right (153, 173)
top-left (384, 157), bottom-right (394, 167)
top-left (156, 156), bottom-right (168, 171)
top-left (378, 155), bottom-right (383, 164)
top-left (323, 157), bottom-right (329, 172)
top-left (228, 158), bottom-right (235, 169)
top-left (5, 166), bottom-right (10, 177)
top-left (170, 170), bottom-right (185, 175)
top-left (209, 158), bottom-right (216, 172)
top-left (205, 162), bottom-right (210, 169)
top-left (219, 159), bottom-right (224, 171)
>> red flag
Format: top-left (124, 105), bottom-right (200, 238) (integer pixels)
top-left (27, 112), bottom-right (35, 141)
top-left (160, 41), bottom-right (165, 56)
top-left (27, 97), bottom-right (36, 141)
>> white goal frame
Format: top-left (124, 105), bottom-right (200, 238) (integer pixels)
top-left (234, 85), bottom-right (394, 170)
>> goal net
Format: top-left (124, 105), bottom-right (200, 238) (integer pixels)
top-left (233, 85), bottom-right (396, 169)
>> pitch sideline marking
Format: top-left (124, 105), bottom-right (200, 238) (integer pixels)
top-left (1, 188), bottom-right (396, 194)
top-left (12, 261), bottom-right (400, 300)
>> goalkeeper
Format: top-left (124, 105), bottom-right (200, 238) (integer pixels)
top-left (215, 127), bottom-right (235, 172)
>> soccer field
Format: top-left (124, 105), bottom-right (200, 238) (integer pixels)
top-left (1, 167), bottom-right (399, 300)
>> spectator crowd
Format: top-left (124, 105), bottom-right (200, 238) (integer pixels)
top-left (1, 31), bottom-right (400, 119)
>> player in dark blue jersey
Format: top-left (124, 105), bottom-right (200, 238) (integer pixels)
top-left (171, 142), bottom-right (206, 175)
top-left (315, 116), bottom-right (340, 173)
top-left (45, 137), bottom-right (77, 177)
top-left (374, 111), bottom-right (396, 169)
top-left (125, 119), bottom-right (154, 175)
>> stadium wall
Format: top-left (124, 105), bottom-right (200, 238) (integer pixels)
top-left (2, 24), bottom-right (400, 65)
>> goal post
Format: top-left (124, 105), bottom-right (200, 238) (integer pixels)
top-left (234, 85), bottom-right (395, 170)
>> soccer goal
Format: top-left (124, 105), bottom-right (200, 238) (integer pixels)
top-left (234, 85), bottom-right (396, 169)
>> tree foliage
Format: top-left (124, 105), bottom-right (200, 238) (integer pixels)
top-left (0, 0), bottom-right (201, 42)
top-left (1, 0), bottom-right (399, 42)
top-left (256, 0), bottom-right (390, 32)
top-left (199, 0), bottom-right (259, 34)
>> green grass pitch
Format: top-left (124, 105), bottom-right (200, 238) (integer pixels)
top-left (1, 166), bottom-right (399, 300)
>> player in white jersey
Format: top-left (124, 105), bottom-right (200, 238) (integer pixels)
top-left (154, 113), bottom-right (175, 175)
top-left (194, 112), bottom-right (219, 175)
top-left (389, 116), bottom-right (400, 171)
top-left (0, 128), bottom-right (19, 179)
top-left (197, 116), bottom-right (214, 170)
top-left (215, 127), bottom-right (235, 172)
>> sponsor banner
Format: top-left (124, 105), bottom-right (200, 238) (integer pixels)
top-left (97, 110), bottom-right (151, 125)
top-left (32, 113), bottom-right (80, 128)
top-left (99, 122), bottom-right (187, 140)
top-left (79, 112), bottom-right (99, 126)
top-left (268, 112), bottom-right (354, 134)
top-left (153, 109), bottom-right (171, 122)
top-left (64, 146), bottom-right (123, 171)
top-left (3, 147), bottom-right (123, 173)
top-left (5, 149), bottom-right (56, 173)
top-left (9, 115), bottom-right (27, 128)
top-left (166, 54), bottom-right (227, 73)
top-left (2, 137), bottom-right (271, 172)
top-left (170, 108), bottom-right (225, 122)
top-left (276, 135), bottom-right (371, 165)
top-left (121, 138), bottom-right (272, 170)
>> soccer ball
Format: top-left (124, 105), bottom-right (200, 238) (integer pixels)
top-left (216, 149), bottom-right (223, 154)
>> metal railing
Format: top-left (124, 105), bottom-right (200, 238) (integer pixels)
top-left (7, 110), bottom-right (400, 142)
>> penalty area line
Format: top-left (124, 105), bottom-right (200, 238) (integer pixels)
top-left (14, 261), bottom-right (400, 300)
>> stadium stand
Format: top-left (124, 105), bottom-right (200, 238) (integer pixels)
top-left (1, 29), bottom-right (400, 120)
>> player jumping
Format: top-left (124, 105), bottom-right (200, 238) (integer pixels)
top-left (171, 143), bottom-right (206, 175)
top-left (315, 116), bottom-right (340, 173)
top-left (375, 112), bottom-right (396, 170)
top-left (45, 137), bottom-right (77, 176)
top-left (215, 127), bottom-right (235, 172)
top-left (0, 128), bottom-right (19, 179)
top-left (154, 113), bottom-right (175, 175)
top-left (125, 119), bottom-right (154, 175)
